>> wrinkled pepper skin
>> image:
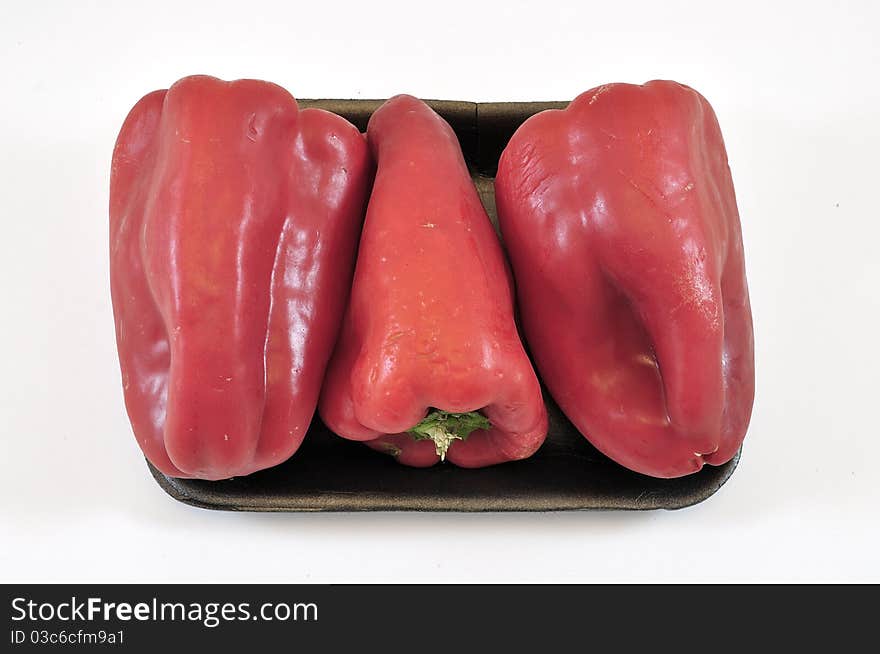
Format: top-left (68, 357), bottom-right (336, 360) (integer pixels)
top-left (319, 95), bottom-right (548, 468)
top-left (110, 75), bottom-right (372, 480)
top-left (495, 81), bottom-right (754, 478)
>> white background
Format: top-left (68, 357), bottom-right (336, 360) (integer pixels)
top-left (1, 0), bottom-right (878, 583)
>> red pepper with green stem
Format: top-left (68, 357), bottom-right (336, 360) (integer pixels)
top-left (319, 95), bottom-right (548, 467)
top-left (495, 81), bottom-right (754, 478)
top-left (110, 75), bottom-right (372, 480)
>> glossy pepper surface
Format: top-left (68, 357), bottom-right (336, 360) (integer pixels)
top-left (110, 75), bottom-right (372, 480)
top-left (495, 81), bottom-right (754, 478)
top-left (319, 95), bottom-right (548, 468)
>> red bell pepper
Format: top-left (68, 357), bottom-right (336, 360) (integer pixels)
top-left (495, 80), bottom-right (754, 478)
top-left (110, 75), bottom-right (372, 480)
top-left (319, 95), bottom-right (548, 467)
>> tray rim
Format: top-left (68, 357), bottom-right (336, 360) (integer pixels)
top-left (148, 450), bottom-right (741, 513)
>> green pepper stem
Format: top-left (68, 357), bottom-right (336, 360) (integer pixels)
top-left (407, 409), bottom-right (492, 461)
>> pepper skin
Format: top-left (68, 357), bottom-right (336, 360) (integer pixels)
top-left (318, 95), bottom-right (548, 468)
top-left (110, 75), bottom-right (372, 480)
top-left (495, 81), bottom-right (754, 478)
